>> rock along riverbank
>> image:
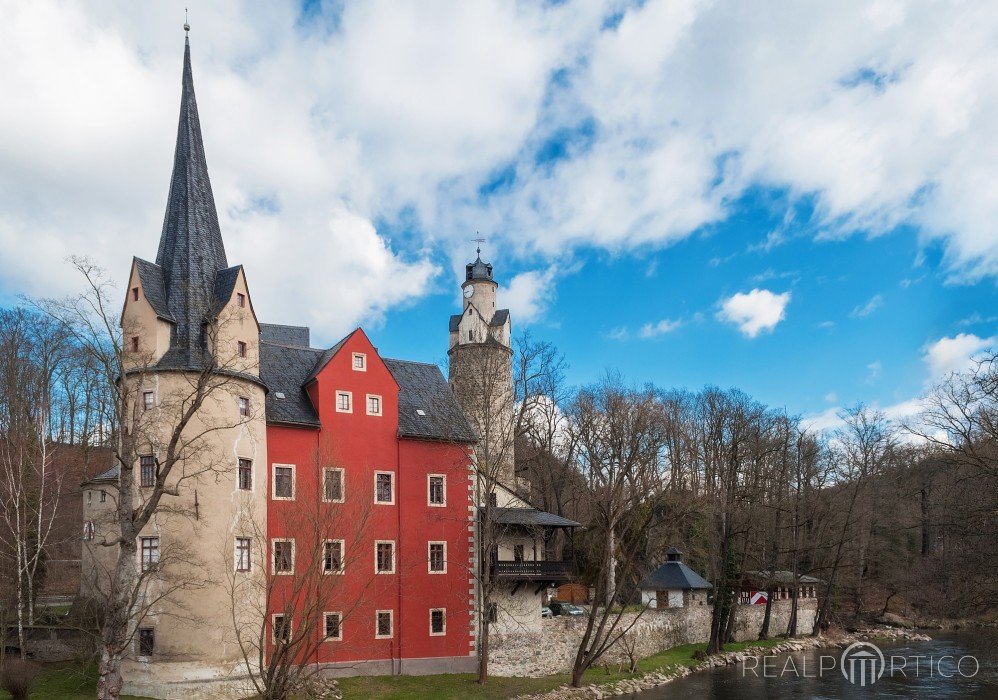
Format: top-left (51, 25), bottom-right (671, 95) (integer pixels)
top-left (515, 626), bottom-right (932, 699)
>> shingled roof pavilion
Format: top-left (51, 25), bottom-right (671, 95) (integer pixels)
top-left (639, 547), bottom-right (712, 609)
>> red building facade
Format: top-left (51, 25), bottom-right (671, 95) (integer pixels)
top-left (262, 327), bottom-right (477, 674)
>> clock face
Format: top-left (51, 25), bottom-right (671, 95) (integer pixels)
top-left (464, 286), bottom-right (475, 299)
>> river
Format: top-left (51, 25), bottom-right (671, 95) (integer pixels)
top-left (634, 629), bottom-right (997, 698)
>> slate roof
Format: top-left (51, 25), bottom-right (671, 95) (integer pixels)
top-left (213, 265), bottom-right (242, 309)
top-left (487, 507), bottom-right (581, 528)
top-left (260, 323), bottom-right (310, 347)
top-left (490, 309), bottom-right (510, 327)
top-left (133, 258), bottom-right (174, 321)
top-left (639, 561), bottom-right (713, 591)
top-left (153, 37), bottom-right (230, 369)
top-left (83, 464), bottom-right (120, 484)
top-left (744, 570), bottom-right (823, 585)
top-left (384, 359), bottom-right (476, 443)
top-left (259, 341), bottom-right (322, 427)
top-left (466, 255), bottom-right (494, 282)
top-left (449, 314), bottom-right (462, 333)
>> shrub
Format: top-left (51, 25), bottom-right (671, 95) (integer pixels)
top-left (0, 658), bottom-right (41, 700)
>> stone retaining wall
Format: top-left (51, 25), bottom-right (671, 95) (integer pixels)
top-left (490, 600), bottom-right (817, 677)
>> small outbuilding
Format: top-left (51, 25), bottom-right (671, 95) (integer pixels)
top-left (639, 547), bottom-right (712, 609)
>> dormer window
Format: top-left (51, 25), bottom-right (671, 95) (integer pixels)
top-left (237, 341), bottom-right (247, 358)
top-left (132, 287), bottom-right (139, 301)
top-left (236, 293), bottom-right (246, 308)
top-left (352, 353), bottom-right (366, 371)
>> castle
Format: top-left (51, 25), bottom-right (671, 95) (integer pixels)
top-left (80, 32), bottom-right (577, 698)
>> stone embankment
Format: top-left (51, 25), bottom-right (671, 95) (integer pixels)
top-left (515, 626), bottom-right (931, 699)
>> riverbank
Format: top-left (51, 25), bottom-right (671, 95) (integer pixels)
top-left (514, 626), bottom-right (932, 700)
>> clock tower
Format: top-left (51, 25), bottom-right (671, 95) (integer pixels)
top-left (448, 249), bottom-right (514, 484)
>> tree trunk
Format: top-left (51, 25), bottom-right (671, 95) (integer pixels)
top-left (759, 585), bottom-right (774, 640)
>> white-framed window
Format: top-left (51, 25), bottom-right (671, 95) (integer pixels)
top-left (238, 396), bottom-right (250, 417)
top-left (83, 521), bottom-right (95, 541)
top-left (272, 538), bottom-right (295, 575)
top-left (374, 471), bottom-right (395, 505)
top-left (140, 536), bottom-right (159, 572)
top-left (352, 353), bottom-right (367, 371)
top-left (430, 608), bottom-right (446, 636)
top-left (428, 474), bottom-right (446, 506)
top-left (323, 539), bottom-right (344, 574)
top-left (142, 391), bottom-right (155, 411)
top-left (272, 464), bottom-right (295, 500)
top-left (375, 540), bottom-right (395, 574)
top-left (272, 614), bottom-right (291, 645)
top-left (428, 541), bottom-right (447, 574)
top-left (335, 391), bottom-right (352, 413)
top-left (100, 490), bottom-right (107, 503)
top-left (324, 612), bottom-right (342, 641)
top-left (366, 394), bottom-right (382, 416)
top-left (322, 468), bottom-right (344, 503)
top-left (235, 537), bottom-right (252, 572)
top-left (375, 610), bottom-right (393, 639)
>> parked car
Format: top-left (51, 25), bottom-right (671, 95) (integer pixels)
top-left (548, 601), bottom-right (586, 617)
top-left (541, 606), bottom-right (553, 618)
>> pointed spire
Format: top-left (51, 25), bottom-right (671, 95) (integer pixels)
top-left (156, 34), bottom-right (228, 364)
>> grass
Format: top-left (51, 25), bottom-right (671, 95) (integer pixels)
top-left (339, 636), bottom-right (791, 699)
top-left (0, 663), bottom-right (150, 700)
top-left (5, 637), bottom-right (795, 699)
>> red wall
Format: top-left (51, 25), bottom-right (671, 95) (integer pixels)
top-left (266, 329), bottom-right (473, 665)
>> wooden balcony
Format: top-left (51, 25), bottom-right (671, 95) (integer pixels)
top-left (491, 559), bottom-right (574, 582)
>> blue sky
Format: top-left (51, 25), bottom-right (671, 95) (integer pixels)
top-left (1, 1), bottom-right (996, 428)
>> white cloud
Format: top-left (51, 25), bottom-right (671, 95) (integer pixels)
top-left (850, 294), bottom-right (884, 318)
top-left (605, 326), bottom-right (630, 341)
top-left (718, 289), bottom-right (791, 338)
top-left (824, 392), bottom-right (837, 403)
top-left (866, 360), bottom-right (882, 383)
top-left (2, 0), bottom-right (998, 332)
top-left (924, 333), bottom-right (994, 379)
top-left (638, 318), bottom-right (682, 339)
top-left (498, 267), bottom-right (558, 325)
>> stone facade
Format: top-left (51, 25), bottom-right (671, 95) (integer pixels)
top-left (489, 600), bottom-right (818, 677)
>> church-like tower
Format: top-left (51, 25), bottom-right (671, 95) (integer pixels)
top-left (82, 32), bottom-right (266, 699)
top-left (447, 251), bottom-right (514, 485)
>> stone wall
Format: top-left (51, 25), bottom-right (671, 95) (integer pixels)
top-left (489, 600), bottom-right (817, 677)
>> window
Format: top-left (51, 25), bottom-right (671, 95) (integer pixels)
top-left (324, 613), bottom-right (342, 641)
top-left (273, 539), bottom-right (294, 574)
top-left (272, 615), bottom-right (290, 644)
top-left (352, 353), bottom-right (366, 371)
top-left (366, 394), bottom-right (382, 416)
top-left (236, 293), bottom-right (245, 308)
top-left (140, 537), bottom-right (159, 572)
top-left (131, 336), bottom-right (140, 352)
top-left (273, 464), bottom-right (294, 500)
top-left (323, 468), bottom-right (343, 502)
top-left (142, 391), bottom-right (154, 411)
top-left (430, 609), bottom-right (446, 636)
top-left (375, 541), bottom-right (395, 574)
top-left (238, 458), bottom-right (252, 491)
top-left (132, 287), bottom-right (140, 302)
top-left (140, 455), bottom-right (155, 488)
top-left (238, 396), bottom-right (250, 417)
top-left (323, 540), bottom-right (344, 574)
top-left (375, 610), bottom-right (393, 639)
top-left (86, 490), bottom-right (92, 505)
top-left (83, 521), bottom-right (95, 541)
top-left (100, 490), bottom-right (107, 503)
top-left (428, 542), bottom-right (446, 574)
top-left (235, 537), bottom-right (251, 572)
top-left (237, 341), bottom-right (247, 358)
top-left (138, 628), bottom-right (155, 656)
top-left (375, 472), bottom-right (394, 504)
top-left (428, 475), bottom-right (445, 506)
top-left (335, 391), bottom-right (352, 413)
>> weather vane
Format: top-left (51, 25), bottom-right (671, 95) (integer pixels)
top-left (184, 8), bottom-right (190, 35)
top-left (471, 234), bottom-right (486, 256)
